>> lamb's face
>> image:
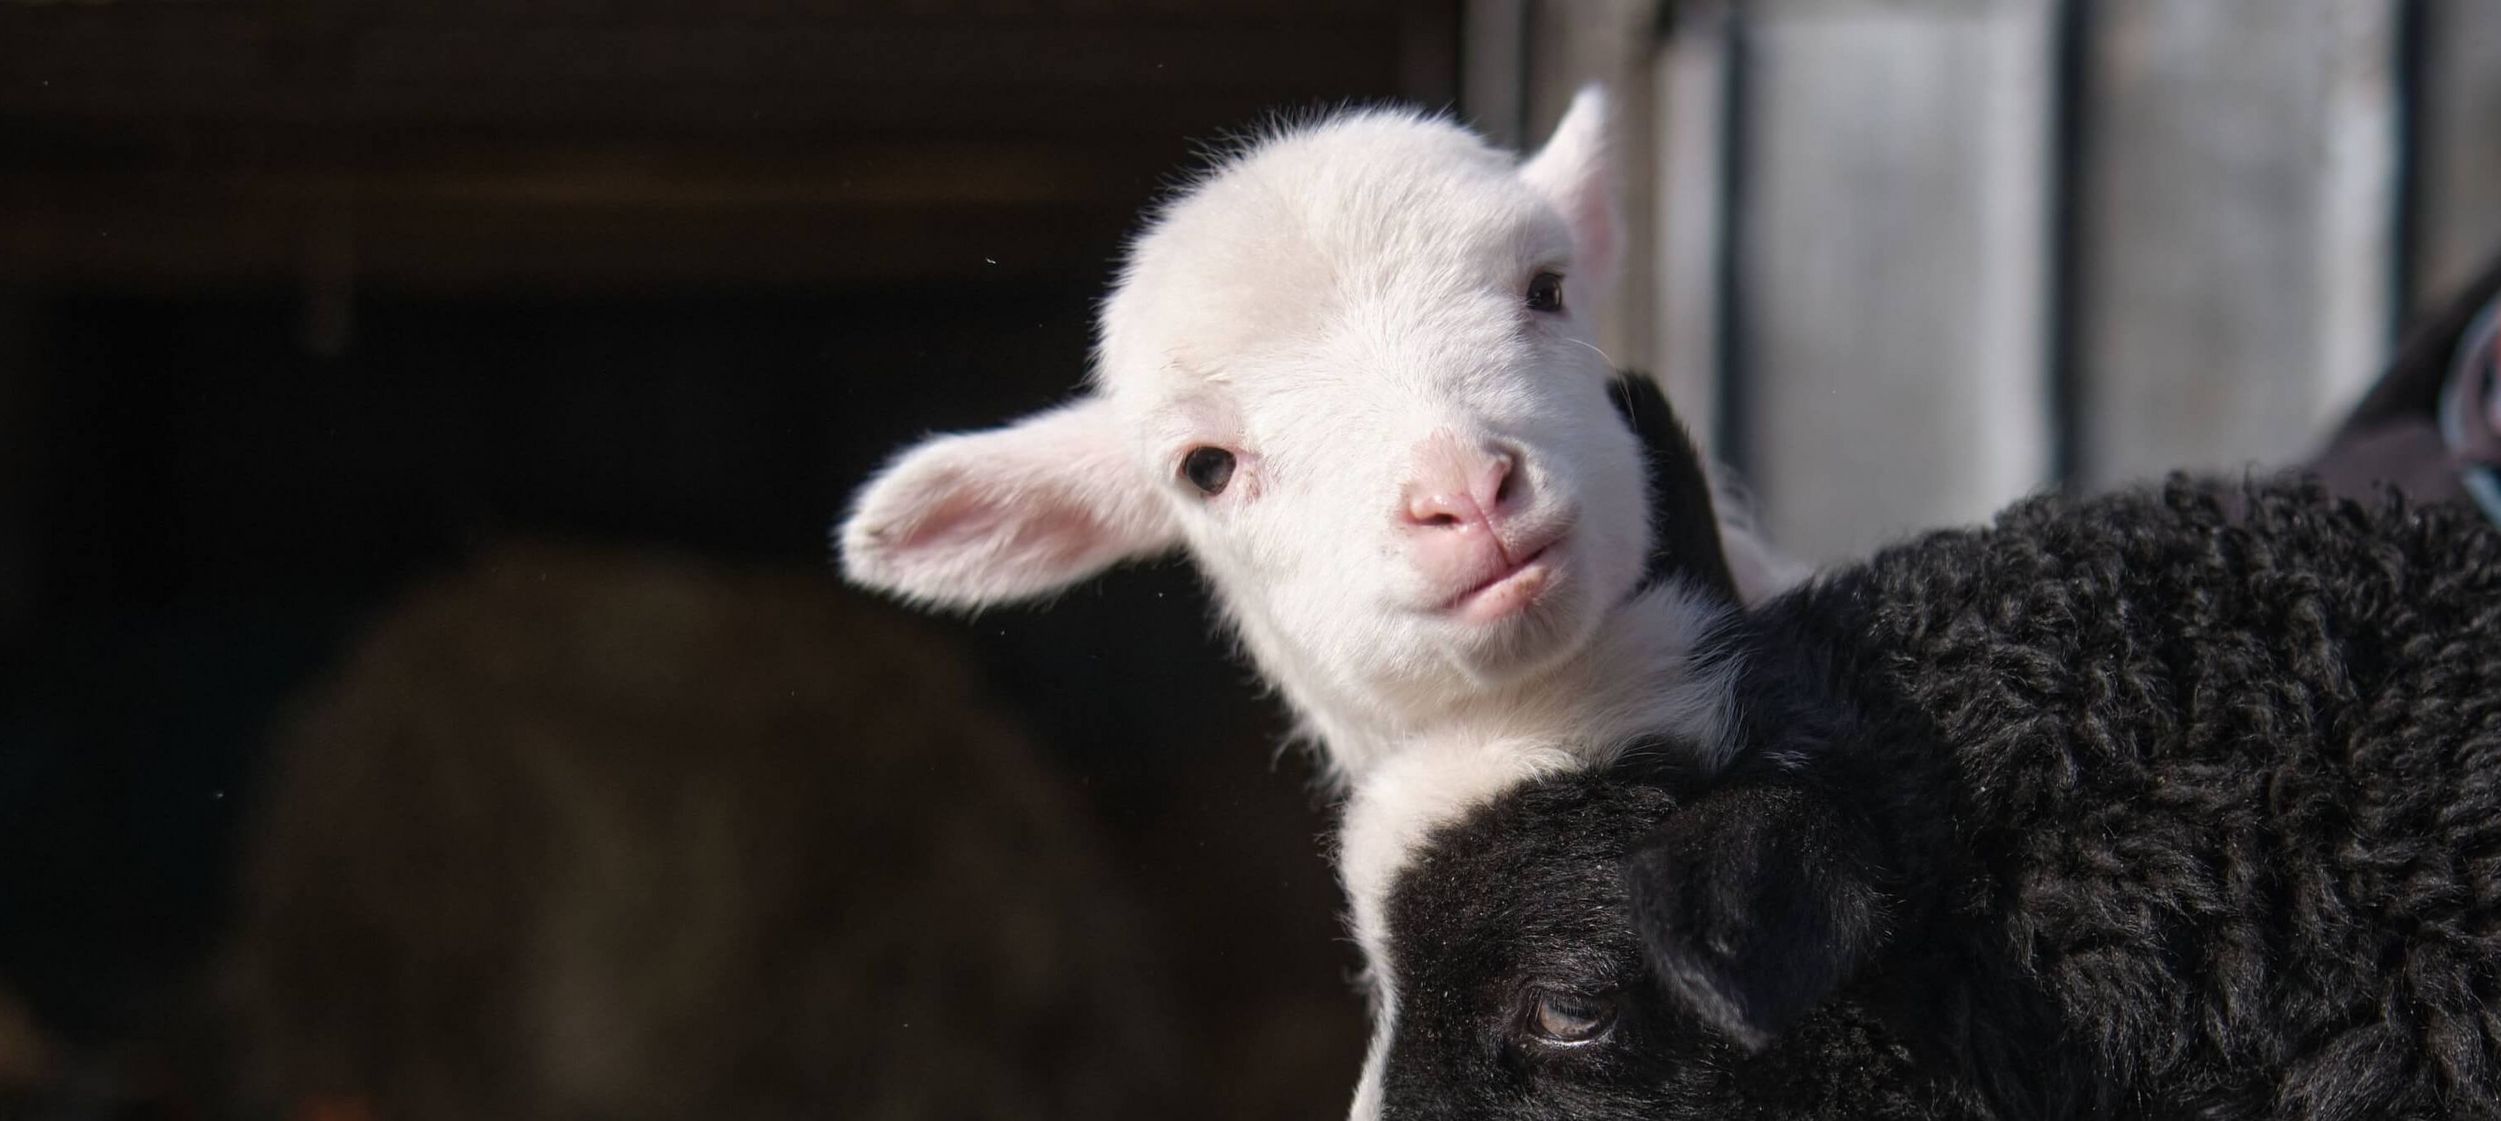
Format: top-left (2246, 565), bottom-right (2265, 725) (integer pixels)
top-left (838, 90), bottom-right (1650, 739)
top-left (1094, 103), bottom-right (1645, 709)
top-left (1343, 767), bottom-right (1928, 1121)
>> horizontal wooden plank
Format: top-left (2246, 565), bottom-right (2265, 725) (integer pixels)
top-left (0, 13), bottom-right (1410, 123)
top-left (0, 204), bottom-right (1142, 294)
top-left (0, 139), bottom-right (1170, 206)
top-left (0, 2), bottom-right (1459, 293)
top-left (0, 137), bottom-right (1184, 292)
top-left (0, 14), bottom-right (1423, 174)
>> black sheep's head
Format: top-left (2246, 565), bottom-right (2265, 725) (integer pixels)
top-left (1338, 766), bottom-right (1955, 1121)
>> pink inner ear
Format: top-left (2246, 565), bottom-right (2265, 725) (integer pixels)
top-left (1550, 162), bottom-right (1619, 292)
top-left (1521, 88), bottom-right (1621, 292)
top-left (1014, 508), bottom-right (1118, 571)
top-left (843, 396), bottom-right (1179, 604)
top-left (883, 469), bottom-right (1115, 572)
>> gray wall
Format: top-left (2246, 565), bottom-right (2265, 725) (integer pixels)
top-left (1496, 0), bottom-right (2498, 563)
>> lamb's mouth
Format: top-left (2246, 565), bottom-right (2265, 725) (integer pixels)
top-left (1446, 540), bottom-right (1564, 624)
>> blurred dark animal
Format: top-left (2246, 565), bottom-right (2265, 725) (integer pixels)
top-left (222, 542), bottom-right (1180, 1121)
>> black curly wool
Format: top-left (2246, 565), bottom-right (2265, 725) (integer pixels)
top-left (1373, 478), bottom-right (2501, 1121)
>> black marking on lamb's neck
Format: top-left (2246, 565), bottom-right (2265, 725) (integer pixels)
top-left (1610, 373), bottom-right (1739, 606)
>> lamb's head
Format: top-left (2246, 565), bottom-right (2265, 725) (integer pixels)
top-left (1338, 759), bottom-right (1951, 1121)
top-left (843, 89), bottom-right (1688, 755)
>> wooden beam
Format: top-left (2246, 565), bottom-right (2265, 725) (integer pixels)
top-left (1653, 2), bottom-right (1733, 456)
top-left (2413, 0), bottom-right (2501, 308)
top-left (2077, 0), bottom-right (2401, 487)
top-left (0, 291), bottom-right (30, 644)
top-left (1733, 0), bottom-right (2057, 562)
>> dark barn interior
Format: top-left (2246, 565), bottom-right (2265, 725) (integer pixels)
top-left (0, 3), bottom-right (1464, 1116)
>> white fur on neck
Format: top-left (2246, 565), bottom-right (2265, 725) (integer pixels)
top-left (1275, 577), bottom-right (1742, 786)
top-left (1332, 578), bottom-right (1740, 1121)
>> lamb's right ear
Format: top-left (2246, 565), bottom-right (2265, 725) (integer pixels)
top-left (1520, 84), bottom-right (1623, 301)
top-left (838, 397), bottom-right (1179, 609)
top-left (1622, 785), bottom-right (1892, 1053)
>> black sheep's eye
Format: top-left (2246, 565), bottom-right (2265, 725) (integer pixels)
top-left (1526, 988), bottom-right (1617, 1047)
top-left (1526, 271), bottom-right (1566, 314)
top-left (1180, 447), bottom-right (1236, 496)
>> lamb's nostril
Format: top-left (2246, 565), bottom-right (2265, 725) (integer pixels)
top-left (1405, 432), bottom-right (1523, 532)
top-left (1404, 487), bottom-right (1483, 531)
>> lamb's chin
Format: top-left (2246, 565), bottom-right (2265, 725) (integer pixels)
top-left (1437, 568), bottom-right (1605, 688)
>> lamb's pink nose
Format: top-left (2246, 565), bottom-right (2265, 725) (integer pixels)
top-left (1401, 432), bottom-right (1522, 534)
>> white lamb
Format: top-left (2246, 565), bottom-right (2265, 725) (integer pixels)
top-left (839, 93), bottom-right (1802, 1119)
top-left (841, 89), bottom-right (1788, 800)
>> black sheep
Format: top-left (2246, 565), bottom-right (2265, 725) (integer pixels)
top-left (1349, 466), bottom-right (2501, 1121)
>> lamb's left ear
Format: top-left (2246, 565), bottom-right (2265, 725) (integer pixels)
top-left (1519, 84), bottom-right (1622, 303)
top-left (1611, 373), bottom-right (1741, 605)
top-left (838, 396), bottom-right (1179, 610)
top-left (1622, 785), bottom-right (1893, 1053)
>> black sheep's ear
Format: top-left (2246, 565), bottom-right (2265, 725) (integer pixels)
top-left (1622, 785), bottom-right (1892, 1053)
top-left (1609, 373), bottom-right (1741, 605)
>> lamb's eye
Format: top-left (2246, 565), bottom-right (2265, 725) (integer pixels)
top-left (1525, 271), bottom-right (1566, 314)
top-left (1180, 447), bottom-right (1236, 496)
top-left (1526, 988), bottom-right (1616, 1046)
